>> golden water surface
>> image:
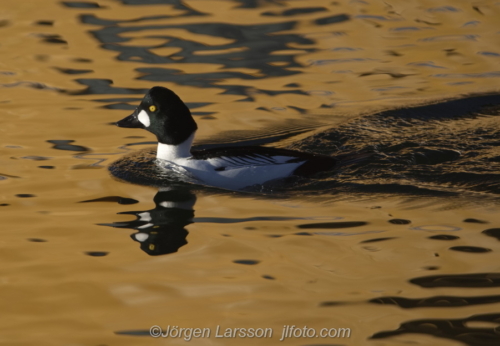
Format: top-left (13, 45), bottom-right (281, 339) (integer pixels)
top-left (1, 0), bottom-right (500, 345)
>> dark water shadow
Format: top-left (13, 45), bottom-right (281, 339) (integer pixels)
top-left (71, 4), bottom-right (354, 102)
top-left (370, 295), bottom-right (500, 308)
top-left (369, 271), bottom-right (500, 344)
top-left (370, 313), bottom-right (500, 346)
top-left (410, 273), bottom-right (500, 288)
top-left (80, 14), bottom-right (317, 98)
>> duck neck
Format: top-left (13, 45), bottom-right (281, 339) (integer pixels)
top-left (157, 132), bottom-right (195, 161)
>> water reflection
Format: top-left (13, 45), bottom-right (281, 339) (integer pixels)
top-left (99, 188), bottom-right (195, 255)
top-left (98, 187), bottom-right (351, 256)
top-left (370, 295), bottom-right (500, 309)
top-left (371, 312), bottom-right (500, 346)
top-left (82, 15), bottom-right (314, 91)
top-left (411, 273), bottom-right (500, 288)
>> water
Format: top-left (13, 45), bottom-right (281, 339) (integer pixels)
top-left (1, 1), bottom-right (500, 345)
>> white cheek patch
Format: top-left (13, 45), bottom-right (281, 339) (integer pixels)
top-left (138, 110), bottom-right (151, 127)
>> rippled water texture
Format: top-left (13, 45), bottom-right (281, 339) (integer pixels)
top-left (1, 1), bottom-right (500, 345)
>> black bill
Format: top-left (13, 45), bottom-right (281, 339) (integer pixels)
top-left (116, 110), bottom-right (143, 128)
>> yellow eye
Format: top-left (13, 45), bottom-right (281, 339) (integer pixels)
top-left (149, 105), bottom-right (157, 112)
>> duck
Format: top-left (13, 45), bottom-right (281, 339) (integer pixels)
top-left (116, 86), bottom-right (365, 190)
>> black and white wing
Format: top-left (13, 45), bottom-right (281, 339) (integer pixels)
top-left (191, 145), bottom-right (339, 176)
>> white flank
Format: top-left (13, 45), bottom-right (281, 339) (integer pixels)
top-left (187, 162), bottom-right (303, 190)
top-left (138, 110), bottom-right (150, 127)
top-left (161, 156), bottom-right (304, 190)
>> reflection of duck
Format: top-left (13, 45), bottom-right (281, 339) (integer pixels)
top-left (100, 188), bottom-right (195, 256)
top-left (116, 86), bottom-right (368, 191)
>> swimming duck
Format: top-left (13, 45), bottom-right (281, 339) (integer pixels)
top-left (116, 86), bottom-right (361, 190)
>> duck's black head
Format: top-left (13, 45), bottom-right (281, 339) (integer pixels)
top-left (116, 86), bottom-right (198, 145)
